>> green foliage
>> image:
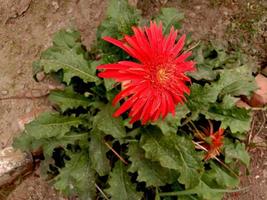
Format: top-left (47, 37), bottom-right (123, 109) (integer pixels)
top-left (106, 161), bottom-right (143, 200)
top-left (20, 112), bottom-right (85, 139)
top-left (13, 112), bottom-right (87, 158)
top-left (187, 61), bottom-right (255, 133)
top-left (93, 103), bottom-right (126, 139)
top-left (53, 152), bottom-right (96, 200)
top-left (224, 139), bottom-right (250, 167)
top-left (14, 1), bottom-right (255, 199)
top-left (99, 0), bottom-right (141, 38)
top-left (96, 0), bottom-right (141, 64)
top-left (202, 162), bottom-right (239, 189)
top-left (155, 8), bottom-right (184, 34)
top-left (128, 142), bottom-right (177, 187)
top-left (154, 105), bottom-right (190, 135)
top-left (89, 129), bottom-right (111, 176)
top-left (36, 29), bottom-right (99, 84)
top-left (141, 127), bottom-right (203, 189)
top-left (49, 86), bottom-right (92, 112)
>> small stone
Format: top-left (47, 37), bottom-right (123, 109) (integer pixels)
top-left (236, 99), bottom-right (251, 109)
top-left (46, 22), bottom-right (52, 28)
top-left (17, 69), bottom-right (23, 75)
top-left (195, 5), bottom-right (201, 10)
top-left (25, 106), bottom-right (31, 113)
top-left (30, 89), bottom-right (42, 98)
top-left (255, 175), bottom-right (260, 179)
top-left (223, 11), bottom-right (228, 15)
top-left (36, 72), bottom-right (45, 82)
top-left (1, 90), bottom-right (8, 95)
top-left (52, 1), bottom-right (59, 11)
top-left (249, 74), bottom-right (267, 107)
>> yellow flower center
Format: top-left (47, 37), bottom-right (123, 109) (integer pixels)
top-left (156, 68), bottom-right (169, 83)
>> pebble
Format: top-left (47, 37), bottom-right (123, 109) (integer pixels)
top-left (25, 107), bottom-right (31, 113)
top-left (52, 1), bottom-right (59, 11)
top-left (36, 72), bottom-right (46, 82)
top-left (30, 89), bottom-right (42, 98)
top-left (195, 5), bottom-right (201, 10)
top-left (17, 69), bottom-right (23, 75)
top-left (1, 90), bottom-right (8, 95)
top-left (46, 22), bottom-right (53, 28)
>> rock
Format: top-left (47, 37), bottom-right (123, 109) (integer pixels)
top-left (1, 90), bottom-right (9, 95)
top-left (36, 71), bottom-right (46, 81)
top-left (236, 99), bottom-right (251, 109)
top-left (0, 146), bottom-right (33, 187)
top-left (51, 1), bottom-right (59, 11)
top-left (249, 74), bottom-right (267, 107)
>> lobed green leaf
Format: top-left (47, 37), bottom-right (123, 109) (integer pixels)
top-left (128, 142), bottom-right (177, 187)
top-left (106, 161), bottom-right (143, 200)
top-left (140, 127), bottom-right (203, 189)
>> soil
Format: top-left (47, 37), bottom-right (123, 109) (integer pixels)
top-left (0, 0), bottom-right (107, 199)
top-left (0, 0), bottom-right (266, 200)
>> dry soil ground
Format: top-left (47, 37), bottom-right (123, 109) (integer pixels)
top-left (0, 0), bottom-right (266, 199)
top-left (0, 0), bottom-right (107, 199)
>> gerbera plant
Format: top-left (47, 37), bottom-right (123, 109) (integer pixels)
top-left (14, 0), bottom-right (257, 200)
top-left (97, 22), bottom-right (195, 124)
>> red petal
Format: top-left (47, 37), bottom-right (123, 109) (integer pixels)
top-left (112, 85), bottom-right (136, 105)
top-left (171, 34), bottom-right (186, 57)
top-left (175, 52), bottom-right (192, 63)
top-left (113, 97), bottom-right (137, 117)
top-left (97, 63), bottom-right (129, 70)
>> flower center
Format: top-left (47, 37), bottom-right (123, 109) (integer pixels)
top-left (156, 68), bottom-right (169, 83)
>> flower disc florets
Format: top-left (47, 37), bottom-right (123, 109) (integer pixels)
top-left (97, 21), bottom-right (195, 124)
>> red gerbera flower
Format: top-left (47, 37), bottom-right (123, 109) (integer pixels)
top-left (97, 21), bottom-right (195, 124)
top-left (204, 128), bottom-right (224, 160)
top-left (195, 121), bottom-right (224, 160)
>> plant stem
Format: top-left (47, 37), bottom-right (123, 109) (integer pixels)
top-left (104, 141), bottom-right (128, 165)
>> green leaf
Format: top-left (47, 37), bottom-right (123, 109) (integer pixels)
top-left (154, 105), bottom-right (189, 135)
top-left (215, 66), bottom-right (257, 98)
top-left (187, 84), bottom-right (252, 133)
top-left (93, 104), bottom-right (126, 139)
top-left (140, 127), bottom-right (203, 188)
top-left (49, 87), bottom-right (91, 112)
top-left (41, 133), bottom-right (89, 157)
top-left (52, 29), bottom-right (81, 49)
top-left (42, 50), bottom-right (98, 84)
top-left (204, 96), bottom-right (252, 133)
top-left (106, 161), bottom-right (143, 200)
top-left (98, 0), bottom-right (141, 39)
top-left (188, 65), bottom-right (256, 118)
top-left (127, 142), bottom-right (177, 187)
top-left (14, 130), bottom-right (88, 158)
top-left (159, 180), bottom-right (229, 200)
top-left (23, 112), bottom-right (85, 139)
top-left (189, 64), bottom-right (219, 81)
top-left (188, 43), bottom-right (219, 81)
top-left (202, 162), bottom-right (239, 188)
top-left (186, 83), bottom-right (219, 118)
top-left (39, 29), bottom-right (99, 84)
top-left (89, 129), bottom-right (111, 176)
top-left (155, 8), bottom-right (184, 34)
top-left (224, 139), bottom-right (250, 167)
top-left (54, 152), bottom-right (96, 200)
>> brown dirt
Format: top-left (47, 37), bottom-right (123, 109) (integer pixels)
top-left (0, 0), bottom-right (266, 199)
top-left (0, 0), bottom-right (107, 199)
